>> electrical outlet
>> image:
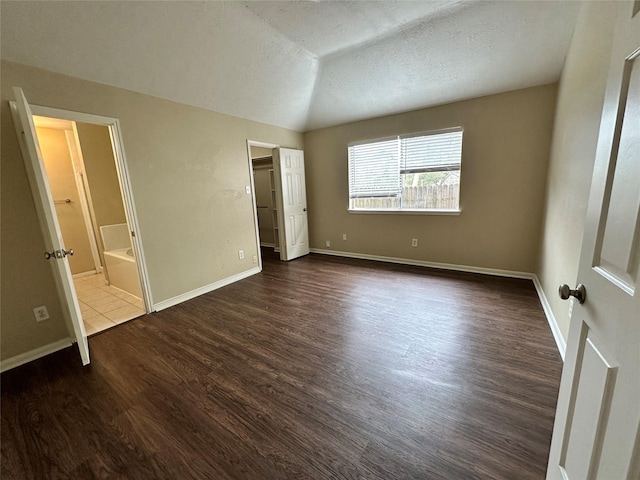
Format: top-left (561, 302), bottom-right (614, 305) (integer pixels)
top-left (33, 306), bottom-right (49, 322)
top-left (325, 240), bottom-right (331, 248)
top-left (411, 238), bottom-right (418, 247)
top-left (252, 255), bottom-right (258, 264)
top-left (342, 234), bottom-right (347, 241)
top-left (245, 185), bottom-right (251, 194)
top-left (238, 250), bottom-right (244, 260)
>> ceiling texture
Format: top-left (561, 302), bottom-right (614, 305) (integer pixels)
top-left (1, 1), bottom-right (580, 132)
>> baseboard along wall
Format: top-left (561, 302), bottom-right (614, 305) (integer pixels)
top-left (153, 266), bottom-right (261, 312)
top-left (1, 338), bottom-right (72, 373)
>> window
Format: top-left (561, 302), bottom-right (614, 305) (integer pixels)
top-left (348, 127), bottom-right (463, 212)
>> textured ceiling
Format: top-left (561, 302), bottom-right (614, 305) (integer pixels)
top-left (241, 1), bottom-right (463, 58)
top-left (1, 1), bottom-right (580, 132)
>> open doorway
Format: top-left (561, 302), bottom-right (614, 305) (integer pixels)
top-left (250, 145), bottom-right (279, 252)
top-left (32, 113), bottom-right (148, 335)
top-left (247, 140), bottom-right (310, 266)
top-left (247, 140), bottom-right (279, 269)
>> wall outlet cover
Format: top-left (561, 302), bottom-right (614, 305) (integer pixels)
top-left (325, 240), bottom-right (331, 247)
top-left (33, 306), bottom-right (49, 322)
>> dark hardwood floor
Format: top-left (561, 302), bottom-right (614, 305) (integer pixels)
top-left (1, 249), bottom-right (562, 479)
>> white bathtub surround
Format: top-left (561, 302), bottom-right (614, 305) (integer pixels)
top-left (100, 223), bottom-right (131, 251)
top-left (99, 223), bottom-right (143, 299)
top-left (103, 247), bottom-right (143, 299)
top-left (74, 272), bottom-right (144, 335)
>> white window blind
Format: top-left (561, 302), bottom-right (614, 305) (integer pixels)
top-left (400, 128), bottom-right (463, 173)
top-left (348, 137), bottom-right (400, 198)
top-left (348, 127), bottom-right (463, 212)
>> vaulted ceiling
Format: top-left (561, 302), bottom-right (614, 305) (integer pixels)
top-left (1, 1), bottom-right (580, 132)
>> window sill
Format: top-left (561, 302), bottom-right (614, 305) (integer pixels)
top-left (348, 209), bottom-right (461, 216)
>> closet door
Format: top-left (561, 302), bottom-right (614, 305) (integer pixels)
top-left (272, 148), bottom-right (309, 261)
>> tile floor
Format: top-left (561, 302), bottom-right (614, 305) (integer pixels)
top-left (73, 272), bottom-right (145, 336)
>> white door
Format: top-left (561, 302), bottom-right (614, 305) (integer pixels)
top-left (547, 4), bottom-right (639, 479)
top-left (10, 87), bottom-right (90, 366)
top-left (273, 148), bottom-right (309, 261)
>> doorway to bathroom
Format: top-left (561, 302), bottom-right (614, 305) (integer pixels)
top-left (30, 109), bottom-right (150, 336)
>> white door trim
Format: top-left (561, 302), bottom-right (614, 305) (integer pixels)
top-left (30, 104), bottom-right (154, 311)
top-left (65, 128), bottom-right (103, 273)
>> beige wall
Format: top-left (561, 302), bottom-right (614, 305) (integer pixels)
top-left (537, 2), bottom-right (618, 340)
top-left (36, 126), bottom-right (95, 274)
top-left (1, 60), bottom-right (302, 362)
top-left (75, 122), bottom-right (127, 268)
top-left (304, 84), bottom-right (557, 273)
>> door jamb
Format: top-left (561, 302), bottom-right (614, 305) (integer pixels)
top-left (65, 127), bottom-right (103, 274)
top-left (30, 104), bottom-right (154, 311)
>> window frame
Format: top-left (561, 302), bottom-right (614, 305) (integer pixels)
top-left (347, 127), bottom-right (463, 215)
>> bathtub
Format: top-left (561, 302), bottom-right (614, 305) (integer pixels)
top-left (103, 247), bottom-right (143, 299)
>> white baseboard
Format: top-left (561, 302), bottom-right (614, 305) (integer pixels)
top-left (532, 275), bottom-right (567, 360)
top-left (309, 248), bottom-right (533, 279)
top-left (310, 248), bottom-right (566, 361)
top-left (153, 267), bottom-right (261, 312)
top-left (260, 242), bottom-right (275, 248)
top-left (1, 338), bottom-right (72, 373)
